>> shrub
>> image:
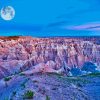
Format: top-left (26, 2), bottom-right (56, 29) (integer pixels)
top-left (4, 77), bottom-right (12, 81)
top-left (19, 72), bottom-right (25, 76)
top-left (23, 90), bottom-right (34, 99)
top-left (46, 95), bottom-right (50, 100)
top-left (12, 91), bottom-right (16, 96)
top-left (21, 82), bottom-right (26, 88)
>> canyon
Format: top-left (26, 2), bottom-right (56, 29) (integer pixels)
top-left (0, 36), bottom-right (100, 100)
top-left (0, 36), bottom-right (100, 78)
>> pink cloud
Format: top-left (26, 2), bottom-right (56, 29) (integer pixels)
top-left (65, 23), bottom-right (100, 31)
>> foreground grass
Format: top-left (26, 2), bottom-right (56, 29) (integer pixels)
top-left (81, 72), bottom-right (100, 77)
top-left (4, 77), bottom-right (12, 81)
top-left (46, 95), bottom-right (50, 100)
top-left (23, 90), bottom-right (34, 99)
top-left (47, 72), bottom-right (100, 87)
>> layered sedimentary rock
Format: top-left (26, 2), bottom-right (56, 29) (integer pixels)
top-left (0, 36), bottom-right (100, 78)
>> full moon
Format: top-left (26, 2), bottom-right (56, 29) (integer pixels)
top-left (0, 6), bottom-right (15, 21)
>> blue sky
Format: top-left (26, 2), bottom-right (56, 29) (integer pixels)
top-left (0, 0), bottom-right (100, 36)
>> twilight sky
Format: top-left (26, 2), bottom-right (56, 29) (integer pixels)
top-left (0, 0), bottom-right (100, 36)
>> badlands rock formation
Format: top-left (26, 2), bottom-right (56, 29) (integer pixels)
top-left (0, 36), bottom-right (100, 78)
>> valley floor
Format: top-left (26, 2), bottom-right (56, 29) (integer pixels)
top-left (0, 72), bottom-right (100, 100)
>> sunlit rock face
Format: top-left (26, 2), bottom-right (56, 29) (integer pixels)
top-left (0, 36), bottom-right (100, 78)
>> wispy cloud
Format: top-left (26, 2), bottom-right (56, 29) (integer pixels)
top-left (64, 23), bottom-right (100, 31)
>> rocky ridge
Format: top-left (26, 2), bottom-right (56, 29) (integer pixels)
top-left (0, 36), bottom-right (100, 78)
top-left (0, 36), bottom-right (100, 100)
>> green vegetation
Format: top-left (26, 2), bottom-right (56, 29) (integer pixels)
top-left (21, 82), bottom-right (26, 88)
top-left (50, 74), bottom-right (91, 87)
top-left (19, 72), bottom-right (25, 76)
top-left (23, 90), bottom-right (34, 99)
top-left (21, 78), bottom-right (29, 88)
top-left (67, 77), bottom-right (88, 82)
top-left (10, 91), bottom-right (17, 100)
top-left (33, 80), bottom-right (39, 83)
top-left (48, 72), bottom-right (62, 77)
top-left (4, 98), bottom-right (9, 100)
top-left (67, 77), bottom-right (91, 86)
top-left (81, 72), bottom-right (100, 77)
top-left (46, 95), bottom-right (50, 100)
top-left (12, 91), bottom-right (16, 96)
top-left (47, 72), bottom-right (91, 87)
top-left (47, 72), bottom-right (100, 88)
top-left (4, 77), bottom-right (12, 81)
top-left (52, 87), bottom-right (57, 90)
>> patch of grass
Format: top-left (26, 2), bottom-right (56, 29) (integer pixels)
top-left (4, 77), bottom-right (12, 81)
top-left (21, 79), bottom-right (29, 88)
top-left (47, 72), bottom-right (90, 86)
top-left (47, 72), bottom-right (63, 79)
top-left (19, 72), bottom-right (25, 76)
top-left (48, 72), bottom-right (62, 76)
top-left (81, 72), bottom-right (100, 77)
top-left (46, 95), bottom-right (50, 100)
top-left (72, 77), bottom-right (90, 84)
top-left (4, 98), bottom-right (9, 100)
top-left (23, 90), bottom-right (34, 99)
top-left (21, 82), bottom-right (26, 88)
top-left (33, 80), bottom-right (39, 83)
top-left (57, 75), bottom-right (91, 87)
top-left (76, 83), bottom-right (83, 87)
top-left (12, 91), bottom-right (16, 96)
top-left (52, 87), bottom-right (57, 90)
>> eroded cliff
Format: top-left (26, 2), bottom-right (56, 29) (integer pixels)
top-left (0, 36), bottom-right (100, 78)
